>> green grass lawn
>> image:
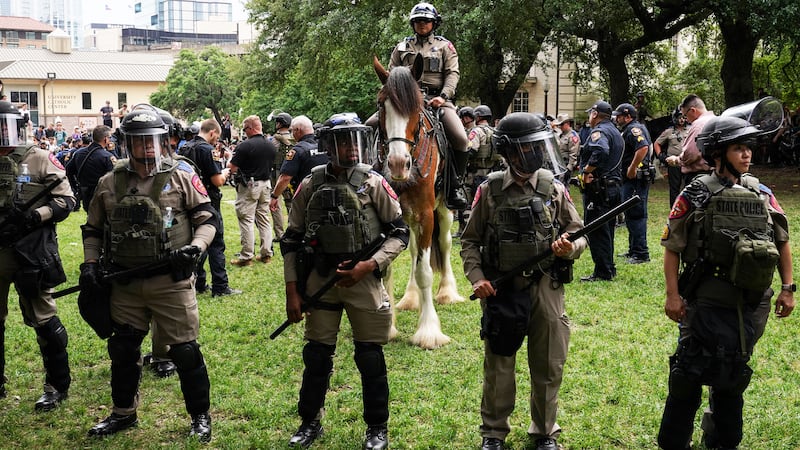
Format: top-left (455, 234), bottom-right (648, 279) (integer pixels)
top-left (1, 168), bottom-right (799, 449)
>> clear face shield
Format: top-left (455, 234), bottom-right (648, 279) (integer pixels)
top-left (503, 130), bottom-right (565, 178)
top-left (122, 134), bottom-right (165, 176)
top-left (321, 126), bottom-right (374, 168)
top-left (0, 113), bottom-right (26, 147)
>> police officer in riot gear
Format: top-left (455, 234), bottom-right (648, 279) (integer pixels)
top-left (461, 113), bottom-right (586, 450)
top-left (281, 113), bottom-right (408, 450)
top-left (658, 116), bottom-right (795, 450)
top-left (0, 100), bottom-right (75, 410)
top-left (82, 106), bottom-right (219, 442)
top-left (389, 2), bottom-right (470, 209)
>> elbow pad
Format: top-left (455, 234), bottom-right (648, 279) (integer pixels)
top-left (386, 217), bottom-right (410, 247)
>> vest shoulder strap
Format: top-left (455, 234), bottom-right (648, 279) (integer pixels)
top-left (113, 160), bottom-right (177, 203)
top-left (534, 170), bottom-right (554, 199)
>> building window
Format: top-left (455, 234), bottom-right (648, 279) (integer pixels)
top-left (10, 91), bottom-right (38, 108)
top-left (151, 15), bottom-right (158, 26)
top-left (135, 3), bottom-right (142, 13)
top-left (513, 91), bottom-right (529, 112)
top-left (82, 93), bottom-right (92, 110)
top-left (117, 93), bottom-right (127, 108)
top-left (26, 32), bottom-right (35, 40)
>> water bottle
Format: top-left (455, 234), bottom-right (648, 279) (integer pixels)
top-left (16, 163), bottom-right (30, 199)
top-left (163, 206), bottom-right (173, 229)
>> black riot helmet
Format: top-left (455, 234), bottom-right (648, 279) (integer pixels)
top-left (492, 112), bottom-right (565, 178)
top-left (458, 107), bottom-right (475, 120)
top-left (697, 116), bottom-right (760, 161)
top-left (274, 112), bottom-right (293, 130)
top-left (119, 105), bottom-right (169, 176)
top-left (317, 113), bottom-right (374, 168)
top-left (474, 104), bottom-right (492, 121)
top-left (150, 106), bottom-right (183, 142)
top-left (409, 2), bottom-right (441, 30)
top-left (0, 101), bottom-right (26, 148)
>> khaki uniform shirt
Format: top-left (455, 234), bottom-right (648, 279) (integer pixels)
top-left (461, 170), bottom-right (587, 284)
top-left (283, 165), bottom-right (405, 283)
top-left (390, 34), bottom-right (459, 99)
top-left (656, 126), bottom-right (689, 157)
top-left (558, 129), bottom-right (580, 172)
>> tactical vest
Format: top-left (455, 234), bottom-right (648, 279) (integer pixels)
top-left (474, 124), bottom-right (494, 162)
top-left (484, 170), bottom-right (556, 273)
top-left (305, 164), bottom-right (382, 256)
top-left (684, 174), bottom-right (778, 293)
top-left (106, 160), bottom-right (192, 267)
top-left (0, 145), bottom-right (49, 212)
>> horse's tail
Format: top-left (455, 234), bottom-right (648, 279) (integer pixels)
top-left (430, 214), bottom-right (444, 273)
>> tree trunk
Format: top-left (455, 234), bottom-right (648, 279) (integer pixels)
top-left (598, 40), bottom-right (632, 107)
top-left (718, 18), bottom-right (758, 108)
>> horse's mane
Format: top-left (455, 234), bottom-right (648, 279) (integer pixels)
top-left (380, 66), bottom-right (423, 118)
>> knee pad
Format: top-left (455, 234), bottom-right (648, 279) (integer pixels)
top-left (35, 316), bottom-right (68, 350)
top-left (303, 341), bottom-right (335, 376)
top-left (354, 341), bottom-right (386, 378)
top-left (168, 341), bottom-right (204, 371)
top-left (108, 325), bottom-right (147, 364)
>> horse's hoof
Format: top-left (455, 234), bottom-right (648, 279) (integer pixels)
top-left (435, 292), bottom-right (465, 305)
top-left (410, 331), bottom-right (451, 349)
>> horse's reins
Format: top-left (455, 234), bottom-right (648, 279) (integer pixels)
top-left (379, 104), bottom-right (437, 179)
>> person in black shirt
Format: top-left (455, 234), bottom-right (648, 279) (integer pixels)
top-left (228, 115), bottom-right (277, 265)
top-left (179, 119), bottom-right (240, 297)
top-left (66, 125), bottom-right (115, 211)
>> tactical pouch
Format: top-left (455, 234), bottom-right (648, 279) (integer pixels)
top-left (730, 230), bottom-right (779, 292)
top-left (481, 285), bottom-right (531, 357)
top-left (78, 283), bottom-right (113, 339)
top-left (551, 257), bottom-right (574, 284)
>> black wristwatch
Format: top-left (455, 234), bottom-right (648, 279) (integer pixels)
top-left (781, 283), bottom-right (796, 292)
top-left (439, 92), bottom-right (449, 101)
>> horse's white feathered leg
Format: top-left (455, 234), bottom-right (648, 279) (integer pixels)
top-left (409, 247), bottom-right (450, 349)
top-left (434, 201), bottom-right (464, 305)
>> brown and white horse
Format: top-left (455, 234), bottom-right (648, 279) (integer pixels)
top-left (374, 56), bottom-right (463, 349)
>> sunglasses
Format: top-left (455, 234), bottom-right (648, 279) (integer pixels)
top-left (412, 18), bottom-right (434, 24)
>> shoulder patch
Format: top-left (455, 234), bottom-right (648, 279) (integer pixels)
top-left (571, 135), bottom-right (579, 144)
top-left (176, 160), bottom-right (195, 173)
top-left (590, 131), bottom-right (602, 142)
top-left (471, 183), bottom-right (483, 209)
top-left (381, 177), bottom-right (398, 200)
top-left (191, 174), bottom-right (208, 196)
top-left (48, 152), bottom-right (64, 170)
top-left (631, 127), bottom-right (642, 136)
top-left (285, 149), bottom-right (296, 161)
top-left (759, 184), bottom-right (784, 214)
top-left (661, 224), bottom-right (671, 240)
top-left (447, 40), bottom-right (456, 54)
top-left (668, 195), bottom-right (689, 219)
top-left (468, 129), bottom-right (477, 140)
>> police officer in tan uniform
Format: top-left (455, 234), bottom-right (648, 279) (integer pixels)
top-left (81, 106), bottom-right (219, 442)
top-left (456, 106), bottom-right (484, 236)
top-left (270, 112), bottom-right (294, 238)
top-left (658, 116), bottom-right (794, 450)
top-left (389, 2), bottom-right (469, 209)
top-left (461, 113), bottom-right (586, 450)
top-left (552, 113), bottom-right (580, 179)
top-left (282, 113), bottom-right (409, 450)
top-left (0, 101), bottom-right (75, 411)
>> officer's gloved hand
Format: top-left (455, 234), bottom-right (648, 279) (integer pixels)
top-left (170, 244), bottom-right (201, 270)
top-left (79, 262), bottom-right (103, 290)
top-left (10, 207), bottom-right (41, 228)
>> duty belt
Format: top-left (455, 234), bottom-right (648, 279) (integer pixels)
top-left (419, 86), bottom-right (441, 98)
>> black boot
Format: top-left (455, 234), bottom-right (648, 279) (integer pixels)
top-left (364, 424), bottom-right (388, 450)
top-left (88, 412), bottom-right (138, 437)
top-left (190, 412), bottom-right (212, 443)
top-left (289, 420), bottom-right (323, 448)
top-left (35, 317), bottom-right (70, 411)
top-left (446, 150), bottom-right (470, 210)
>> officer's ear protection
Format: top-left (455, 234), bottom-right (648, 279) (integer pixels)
top-left (494, 135), bottom-right (511, 157)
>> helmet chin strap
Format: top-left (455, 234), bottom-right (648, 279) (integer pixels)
top-left (718, 152), bottom-right (741, 181)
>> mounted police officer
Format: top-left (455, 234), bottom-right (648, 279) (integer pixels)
top-left (461, 112), bottom-right (586, 450)
top-left (390, 2), bottom-right (470, 210)
top-left (81, 105), bottom-right (219, 442)
top-left (578, 101), bottom-right (623, 281)
top-left (281, 113), bottom-right (409, 450)
top-left (0, 100), bottom-right (75, 411)
top-left (658, 116), bottom-right (795, 450)
top-left (614, 102), bottom-right (653, 264)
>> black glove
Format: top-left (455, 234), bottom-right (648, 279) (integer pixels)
top-left (10, 207), bottom-right (41, 228)
top-left (170, 244), bottom-right (201, 271)
top-left (79, 262), bottom-right (103, 290)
